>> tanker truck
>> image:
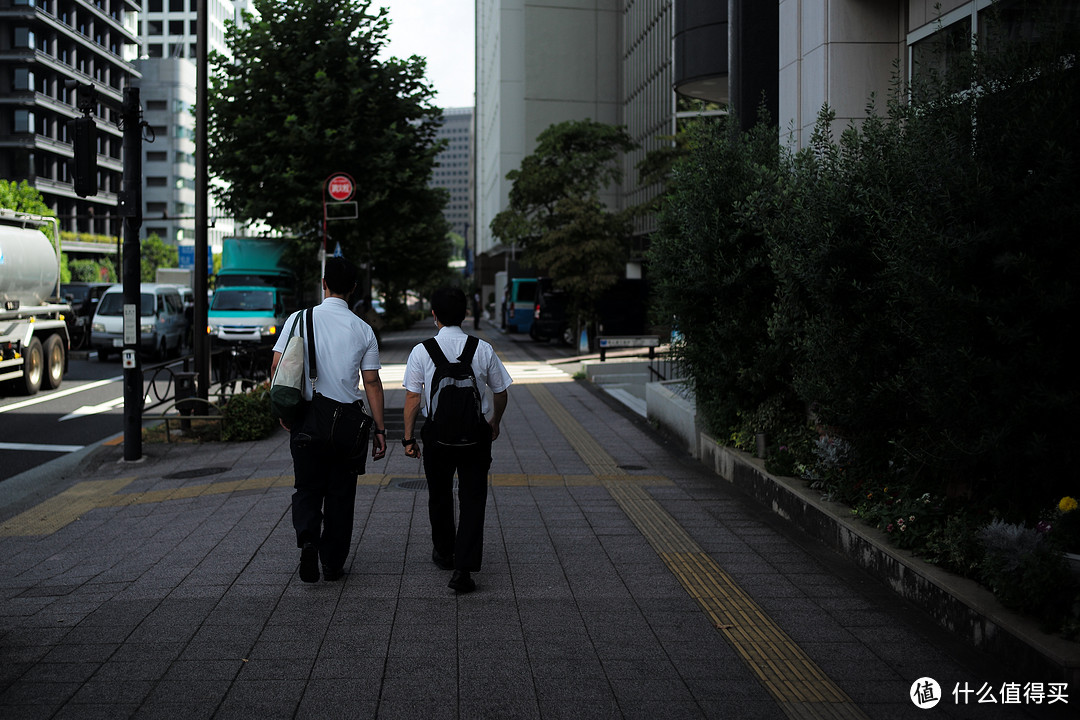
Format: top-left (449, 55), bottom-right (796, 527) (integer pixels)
top-left (0, 209), bottom-right (71, 395)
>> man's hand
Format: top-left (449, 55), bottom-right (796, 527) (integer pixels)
top-left (372, 432), bottom-right (387, 460)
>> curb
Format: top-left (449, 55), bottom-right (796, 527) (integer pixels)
top-left (698, 434), bottom-right (1080, 685)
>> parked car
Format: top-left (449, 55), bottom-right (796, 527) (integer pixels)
top-left (530, 284), bottom-right (574, 346)
top-left (90, 283), bottom-right (190, 361)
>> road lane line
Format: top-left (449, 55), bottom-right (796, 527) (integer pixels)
top-left (0, 377), bottom-right (120, 414)
top-left (0, 442), bottom-right (85, 453)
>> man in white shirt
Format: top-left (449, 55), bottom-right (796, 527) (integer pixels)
top-left (402, 288), bottom-right (512, 593)
top-left (271, 257), bottom-right (386, 583)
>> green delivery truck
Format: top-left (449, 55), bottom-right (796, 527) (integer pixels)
top-left (207, 237), bottom-right (295, 348)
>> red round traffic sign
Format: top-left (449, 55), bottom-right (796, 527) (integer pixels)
top-left (327, 173), bottom-right (354, 202)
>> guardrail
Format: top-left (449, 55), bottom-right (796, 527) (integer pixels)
top-left (138, 345), bottom-right (271, 439)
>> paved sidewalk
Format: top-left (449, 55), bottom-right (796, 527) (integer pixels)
top-left (0, 322), bottom-right (1071, 719)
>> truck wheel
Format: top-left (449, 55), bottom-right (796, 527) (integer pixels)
top-left (19, 337), bottom-right (44, 395)
top-left (98, 348), bottom-right (111, 362)
top-left (43, 335), bottom-right (65, 390)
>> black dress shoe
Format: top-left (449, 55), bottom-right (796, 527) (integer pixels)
top-left (322, 566), bottom-right (345, 581)
top-left (299, 542), bottom-right (319, 583)
top-left (432, 550), bottom-right (454, 571)
top-left (448, 570), bottom-right (476, 593)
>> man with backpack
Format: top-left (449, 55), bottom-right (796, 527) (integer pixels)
top-left (402, 287), bottom-right (513, 593)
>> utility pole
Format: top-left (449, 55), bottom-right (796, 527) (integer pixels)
top-left (194, 0), bottom-right (211, 401)
top-left (119, 87), bottom-right (144, 462)
top-left (69, 80), bottom-right (145, 461)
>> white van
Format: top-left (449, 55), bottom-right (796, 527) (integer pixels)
top-left (90, 283), bottom-right (190, 361)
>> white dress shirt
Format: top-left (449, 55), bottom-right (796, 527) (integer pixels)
top-left (403, 325), bottom-right (512, 417)
top-left (273, 297), bottom-right (380, 404)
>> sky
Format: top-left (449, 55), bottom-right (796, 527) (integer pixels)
top-left (377, 1), bottom-right (476, 110)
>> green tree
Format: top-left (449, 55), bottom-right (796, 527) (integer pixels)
top-left (208, 0), bottom-right (451, 297)
top-left (0, 180), bottom-right (53, 217)
top-left (647, 115), bottom-right (791, 441)
top-left (141, 233), bottom-right (179, 282)
top-left (491, 119), bottom-right (638, 325)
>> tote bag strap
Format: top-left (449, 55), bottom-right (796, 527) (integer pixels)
top-left (305, 307), bottom-right (317, 391)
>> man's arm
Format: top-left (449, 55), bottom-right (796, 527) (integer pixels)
top-left (361, 369), bottom-right (386, 460)
top-left (403, 390), bottom-right (422, 458)
top-left (489, 390), bottom-right (508, 442)
top-left (270, 351), bottom-right (281, 379)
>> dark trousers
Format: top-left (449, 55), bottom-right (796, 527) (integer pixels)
top-left (421, 423), bottom-right (492, 572)
top-left (290, 430), bottom-right (358, 572)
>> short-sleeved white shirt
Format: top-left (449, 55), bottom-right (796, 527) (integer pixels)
top-left (403, 325), bottom-right (512, 417)
top-left (273, 297), bottom-right (380, 404)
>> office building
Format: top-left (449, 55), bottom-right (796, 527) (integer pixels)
top-left (430, 107), bottom-right (473, 250)
top-left (134, 0), bottom-right (251, 250)
top-left (0, 0), bottom-right (141, 237)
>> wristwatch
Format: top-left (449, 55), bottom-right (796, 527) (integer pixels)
top-left (402, 437), bottom-right (418, 447)
top-left (373, 428), bottom-right (386, 435)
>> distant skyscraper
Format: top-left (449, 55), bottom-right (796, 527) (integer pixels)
top-left (430, 107), bottom-right (474, 250)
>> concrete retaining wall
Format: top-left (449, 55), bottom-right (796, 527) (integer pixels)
top-left (698, 433), bottom-right (1080, 684)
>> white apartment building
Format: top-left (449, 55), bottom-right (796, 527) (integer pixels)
top-left (133, 0), bottom-right (252, 251)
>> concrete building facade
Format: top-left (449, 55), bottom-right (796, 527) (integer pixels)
top-left (133, 0), bottom-right (250, 251)
top-left (430, 107), bottom-right (473, 247)
top-left (0, 0), bottom-right (141, 236)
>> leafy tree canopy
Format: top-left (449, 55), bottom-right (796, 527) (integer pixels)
top-left (491, 119), bottom-right (638, 321)
top-left (0, 180), bottom-right (53, 218)
top-left (141, 234), bottom-right (179, 282)
top-left (208, 0), bottom-right (451, 300)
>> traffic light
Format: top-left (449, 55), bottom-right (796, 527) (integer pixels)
top-left (70, 116), bottom-right (97, 197)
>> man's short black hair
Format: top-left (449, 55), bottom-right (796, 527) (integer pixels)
top-left (431, 287), bottom-right (467, 327)
top-left (323, 256), bottom-right (357, 295)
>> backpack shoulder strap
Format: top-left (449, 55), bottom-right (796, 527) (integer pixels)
top-left (305, 307), bottom-right (316, 381)
top-left (423, 338), bottom-right (450, 368)
top-left (458, 335), bottom-right (480, 365)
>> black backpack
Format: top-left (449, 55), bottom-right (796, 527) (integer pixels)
top-left (423, 336), bottom-right (488, 446)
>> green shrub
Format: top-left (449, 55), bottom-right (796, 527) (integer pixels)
top-left (221, 383), bottom-right (276, 441)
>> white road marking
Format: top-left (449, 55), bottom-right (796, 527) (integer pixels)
top-left (0, 377), bottom-right (121, 414)
top-left (0, 442), bottom-right (85, 453)
top-left (59, 396), bottom-right (126, 422)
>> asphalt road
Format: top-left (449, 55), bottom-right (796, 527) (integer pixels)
top-left (0, 351), bottom-right (183, 482)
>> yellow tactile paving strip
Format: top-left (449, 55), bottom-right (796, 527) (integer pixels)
top-left (527, 383), bottom-right (867, 719)
top-left (2, 377), bottom-right (865, 716)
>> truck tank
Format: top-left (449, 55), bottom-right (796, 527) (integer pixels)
top-left (0, 224), bottom-right (60, 307)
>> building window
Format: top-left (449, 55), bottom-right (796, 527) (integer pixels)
top-left (148, 21), bottom-right (163, 36)
top-left (147, 176), bottom-right (168, 187)
top-left (14, 110), bottom-right (35, 133)
top-left (169, 21), bottom-right (184, 35)
top-left (147, 151), bottom-right (167, 162)
top-left (147, 203), bottom-right (167, 214)
top-left (149, 0), bottom-right (163, 11)
top-left (170, 0), bottom-right (183, 11)
top-left (147, 44), bottom-right (163, 57)
top-left (147, 100), bottom-right (167, 111)
top-left (13, 68), bottom-right (35, 91)
top-left (14, 27), bottom-right (36, 49)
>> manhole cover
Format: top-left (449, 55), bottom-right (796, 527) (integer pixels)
top-left (163, 466), bottom-right (229, 480)
top-left (618, 464), bottom-right (646, 471)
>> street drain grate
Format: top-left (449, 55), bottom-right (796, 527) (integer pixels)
top-left (392, 478), bottom-right (428, 491)
top-left (163, 466), bottom-right (230, 480)
top-left (618, 465), bottom-right (646, 471)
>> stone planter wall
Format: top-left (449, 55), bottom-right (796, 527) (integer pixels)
top-left (697, 433), bottom-right (1080, 684)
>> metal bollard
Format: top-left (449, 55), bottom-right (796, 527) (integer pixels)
top-left (175, 371), bottom-right (198, 431)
